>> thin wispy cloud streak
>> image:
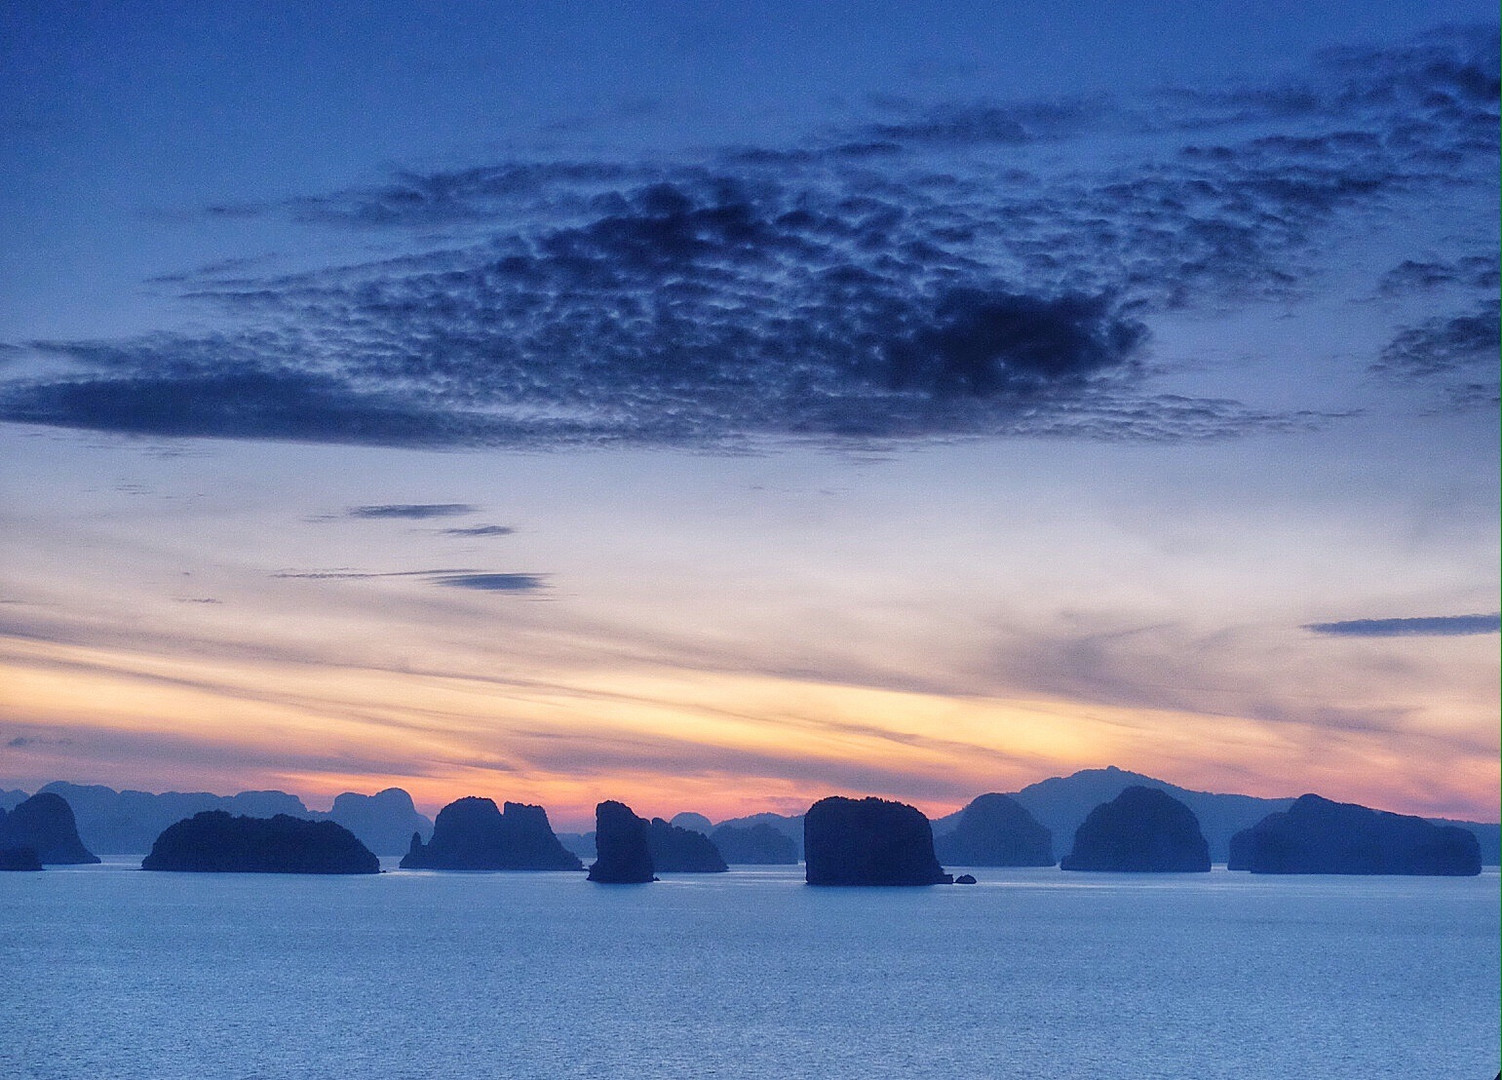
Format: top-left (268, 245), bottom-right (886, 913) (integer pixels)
top-left (0, 27), bottom-right (1493, 448)
top-left (271, 568), bottom-right (547, 592)
top-left (1305, 613), bottom-right (1502, 637)
top-left (440, 525), bottom-right (515, 537)
top-left (346, 504), bottom-right (478, 519)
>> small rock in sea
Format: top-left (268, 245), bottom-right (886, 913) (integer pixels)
top-left (954, 873), bottom-right (978, 884)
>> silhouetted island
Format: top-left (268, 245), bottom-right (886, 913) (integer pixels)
top-left (934, 793), bottom-right (1053, 866)
top-left (142, 811), bottom-right (379, 873)
top-left (0, 793), bottom-right (100, 864)
top-left (804, 796), bottom-right (952, 886)
top-left (0, 847), bottom-right (42, 871)
top-left (1231, 794), bottom-right (1482, 875)
top-left (711, 822), bottom-right (800, 864)
top-left (401, 797), bottom-right (583, 870)
top-left (588, 800), bottom-right (656, 883)
top-left (1061, 786), bottom-right (1210, 872)
top-left (646, 817), bottom-right (727, 872)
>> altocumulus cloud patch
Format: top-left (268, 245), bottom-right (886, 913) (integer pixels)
top-left (0, 26), bottom-right (1494, 449)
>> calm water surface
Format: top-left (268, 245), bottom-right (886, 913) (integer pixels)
top-left (3, 861), bottom-right (1497, 1079)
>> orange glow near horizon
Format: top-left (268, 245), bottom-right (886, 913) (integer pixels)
top-left (3, 629), bottom-right (1497, 830)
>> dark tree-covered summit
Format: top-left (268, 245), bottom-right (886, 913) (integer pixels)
top-left (1231, 794), bottom-right (1481, 875)
top-left (588, 800), bottom-right (656, 883)
top-left (804, 796), bottom-right (952, 886)
top-left (142, 811), bottom-right (379, 874)
top-left (1061, 786), bottom-right (1210, 872)
top-left (646, 817), bottom-right (727, 872)
top-left (0, 793), bottom-right (99, 864)
top-left (934, 793), bottom-right (1053, 866)
top-left (400, 797), bottom-right (582, 871)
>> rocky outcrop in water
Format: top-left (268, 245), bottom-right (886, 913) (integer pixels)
top-left (400, 797), bottom-right (582, 870)
top-left (647, 818), bottom-right (727, 872)
top-left (934, 793), bottom-right (1053, 866)
top-left (711, 822), bottom-right (800, 864)
top-left (587, 801), bottom-right (656, 883)
top-left (1233, 794), bottom-right (1481, 875)
top-left (142, 812), bottom-right (379, 873)
top-left (0, 793), bottom-right (100, 864)
top-left (1061, 786), bottom-right (1210, 872)
top-left (804, 796), bottom-right (952, 886)
top-left (0, 848), bottom-right (43, 871)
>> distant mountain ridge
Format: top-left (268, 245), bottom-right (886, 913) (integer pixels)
top-left (14, 781), bottom-right (433, 856)
top-left (932, 767), bottom-right (1500, 866)
top-left (10, 768), bottom-right (1498, 865)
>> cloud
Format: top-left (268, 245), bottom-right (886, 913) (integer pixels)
top-left (851, 95), bottom-right (1113, 145)
top-left (1305, 613), bottom-right (1502, 637)
top-left (0, 25), bottom-right (1493, 449)
top-left (271, 567), bottom-right (547, 592)
top-left (0, 361), bottom-right (476, 447)
top-left (1375, 300), bottom-right (1500, 379)
top-left (1378, 253), bottom-right (1500, 295)
top-left (889, 291), bottom-right (1146, 396)
top-left (7, 735), bottom-right (75, 749)
top-left (347, 504), bottom-right (477, 519)
top-left (431, 573), bottom-right (546, 592)
top-left (440, 525), bottom-right (515, 537)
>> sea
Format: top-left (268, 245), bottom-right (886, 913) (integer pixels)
top-left (3, 860), bottom-right (1497, 1080)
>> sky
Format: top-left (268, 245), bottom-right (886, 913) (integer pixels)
top-left (0, 1), bottom-right (1496, 830)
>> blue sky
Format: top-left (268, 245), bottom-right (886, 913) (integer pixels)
top-left (0, 2), bottom-right (1496, 826)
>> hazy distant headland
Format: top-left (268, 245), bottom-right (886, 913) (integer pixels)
top-left (0, 793), bottom-right (99, 866)
top-left (1229, 794), bottom-right (1482, 876)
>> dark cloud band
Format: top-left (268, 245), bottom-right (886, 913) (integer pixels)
top-left (1305, 613), bottom-right (1501, 637)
